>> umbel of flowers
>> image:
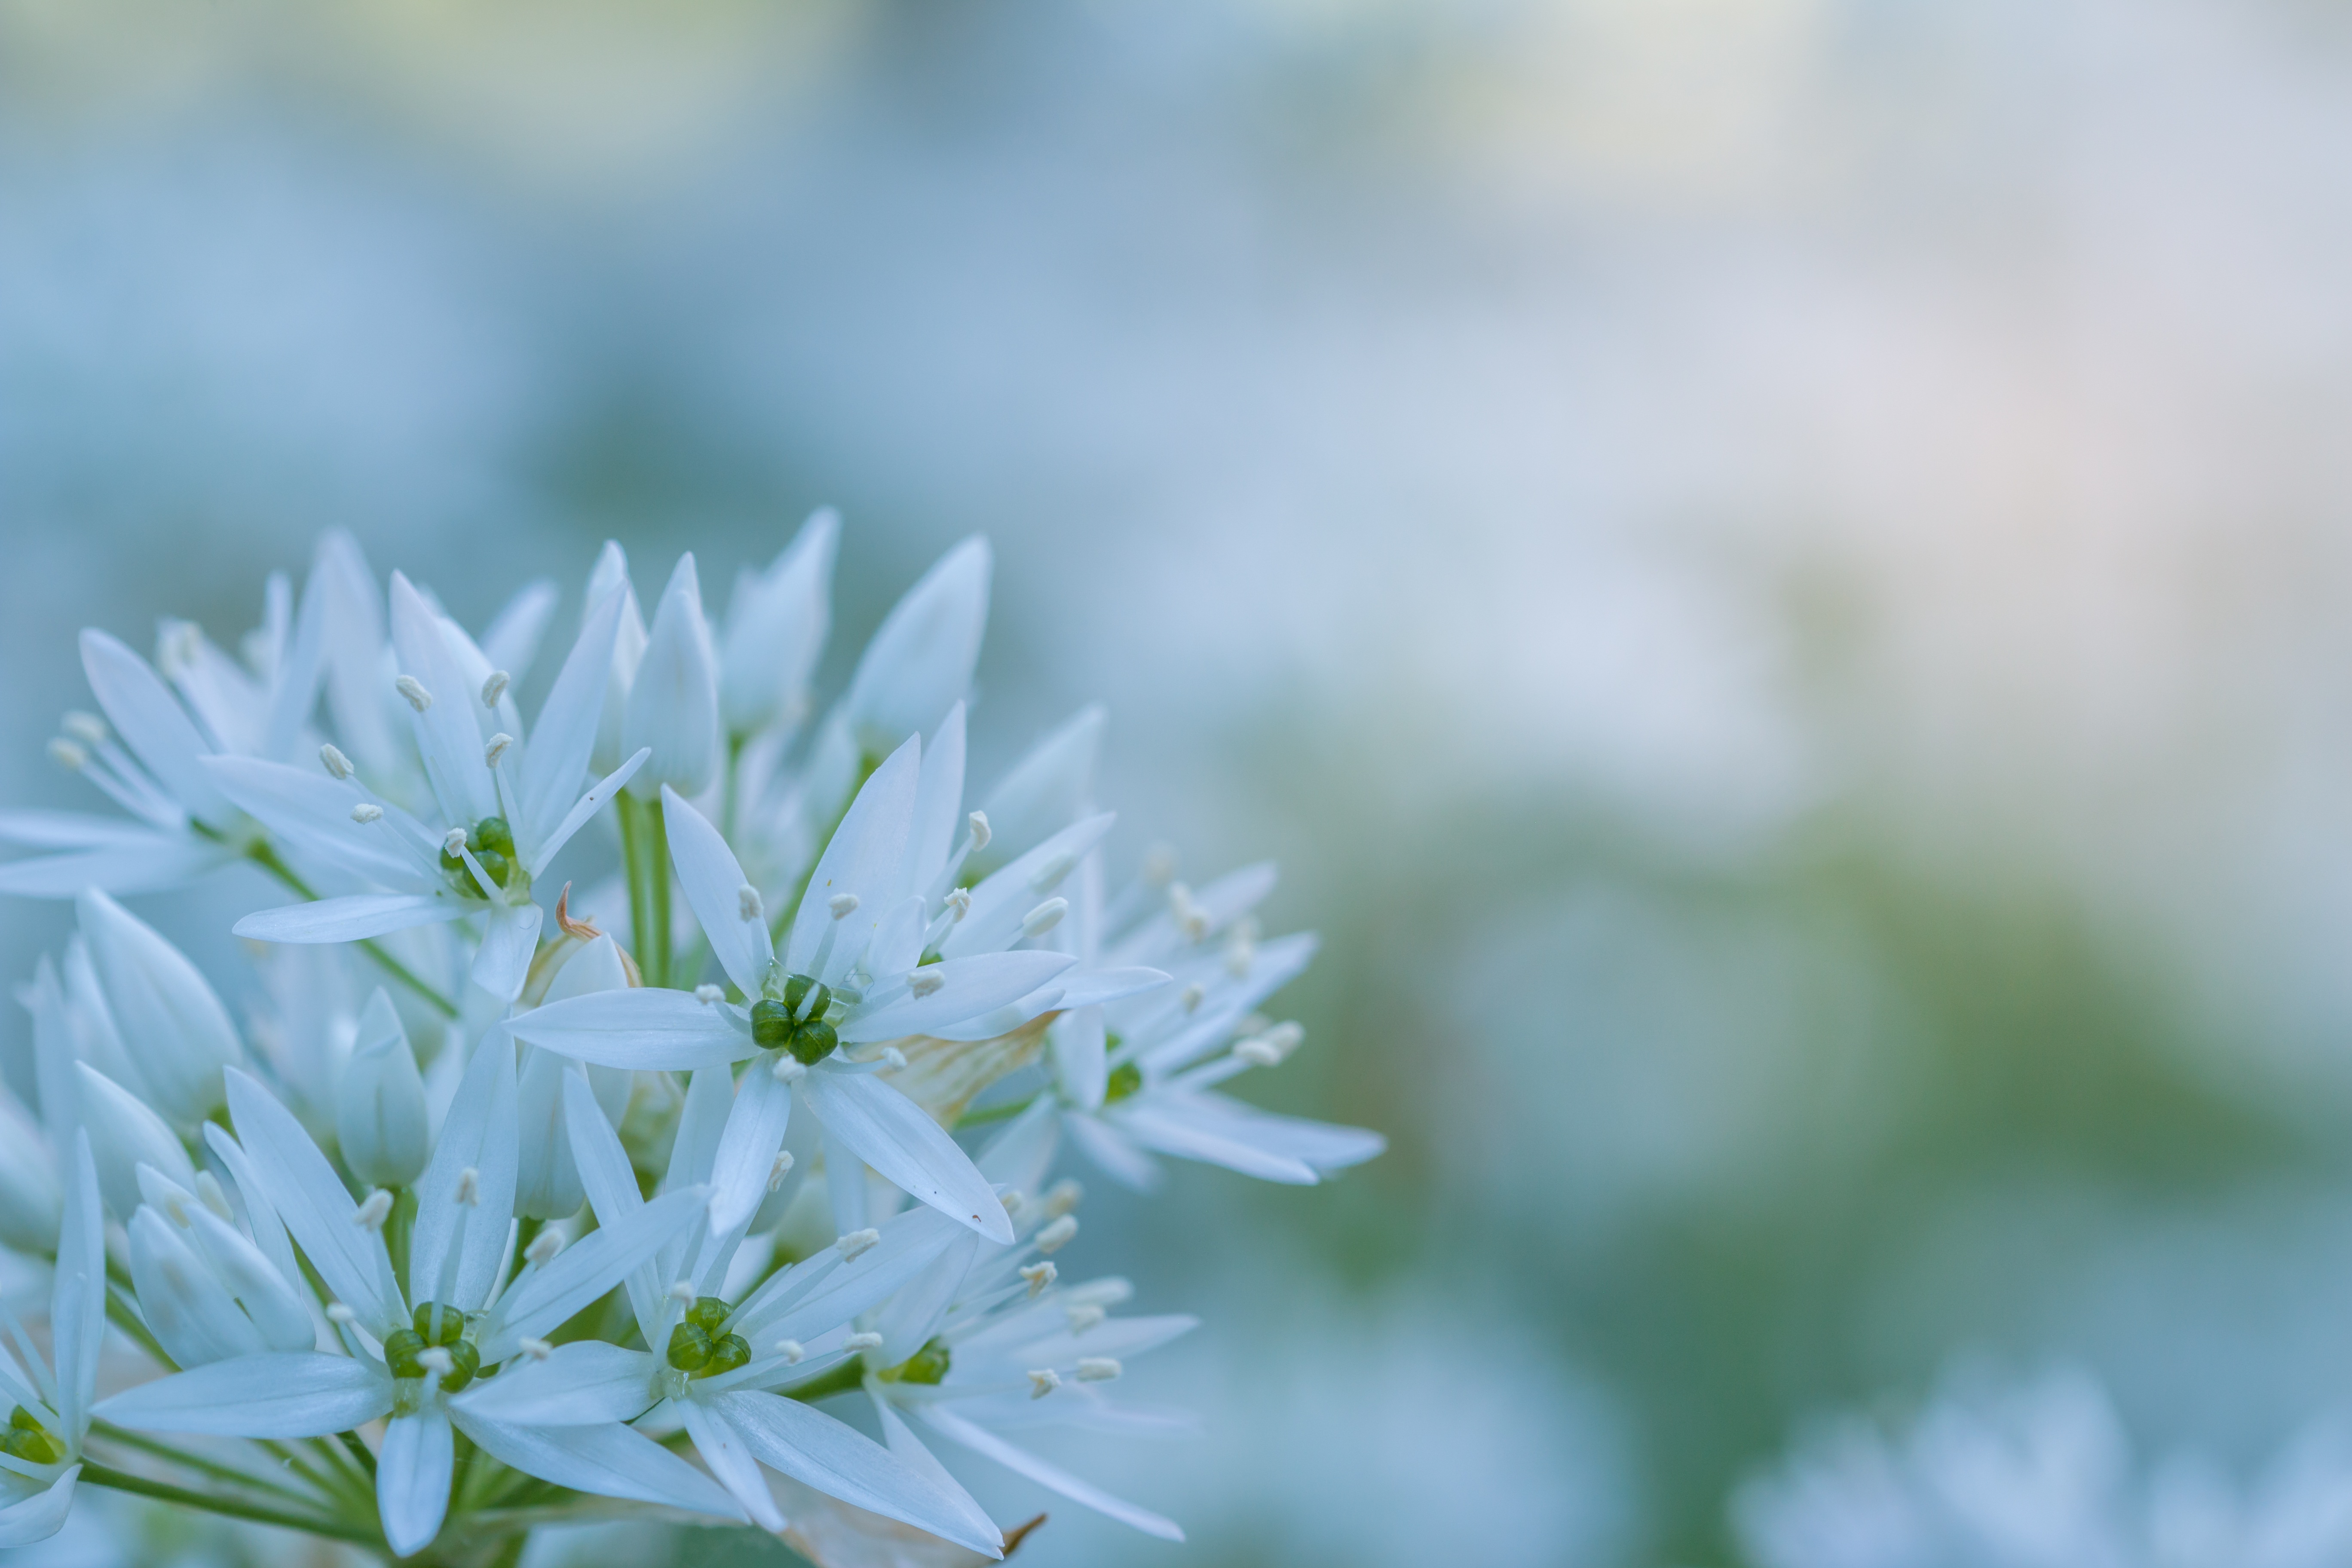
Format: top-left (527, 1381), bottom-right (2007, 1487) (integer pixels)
top-left (0, 520), bottom-right (1381, 1565)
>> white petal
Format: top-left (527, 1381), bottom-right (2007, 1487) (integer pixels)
top-left (714, 1389), bottom-right (1004, 1557)
top-left (729, 1207), bottom-right (960, 1345)
top-left (1003, 1314), bottom-right (1199, 1368)
top-left (1183, 1091), bottom-right (1387, 1171)
top-left (719, 508), bottom-right (836, 737)
top-left (939, 813), bottom-right (1116, 960)
top-left (838, 951), bottom-right (1077, 1044)
top-left (479, 579), bottom-right (560, 686)
top-left (1129, 931), bottom-right (1320, 1074)
top-left (542, 931), bottom-right (633, 1002)
top-left (469, 901), bottom-right (544, 1003)
top-left (873, 1233), bottom-right (980, 1367)
top-left (519, 588), bottom-right (624, 856)
top-left (484, 1186), bottom-right (711, 1358)
top-left (80, 628), bottom-right (229, 822)
top-left (874, 1397), bottom-right (1005, 1553)
top-left (234, 894), bottom-right (464, 945)
top-left (76, 888), bottom-right (241, 1123)
top-left (680, 1396), bottom-right (786, 1532)
top-left (974, 703), bottom-right (1105, 873)
top-left (1111, 1097), bottom-right (1323, 1184)
top-left (905, 701), bottom-right (968, 896)
top-left (622, 554), bottom-right (720, 798)
top-left (839, 536), bottom-right (990, 755)
top-left (508, 986), bottom-right (750, 1071)
top-left (798, 1072), bottom-right (1013, 1243)
top-left (389, 572), bottom-right (498, 826)
top-left (0, 1467), bottom-right (79, 1547)
top-left (455, 1342), bottom-right (658, 1426)
top-left (1050, 1005), bottom-right (1108, 1113)
top-left (921, 1404), bottom-right (1182, 1540)
top-left (176, 1197), bottom-right (315, 1353)
top-left (0, 809), bottom-right (164, 848)
top-left (561, 1071), bottom-right (662, 1341)
top-left (377, 1404), bottom-right (455, 1557)
top-left (661, 786), bottom-right (773, 996)
top-left (511, 1048), bottom-right (583, 1222)
top-left (786, 735), bottom-right (921, 979)
top-left (453, 1406), bottom-right (743, 1519)
top-left (337, 990), bottom-right (429, 1189)
top-left (129, 1206), bottom-right (267, 1368)
top-left (54, 1134), bottom-right (104, 1433)
top-left (409, 1030), bottom-right (518, 1314)
top-left (974, 1099), bottom-right (1062, 1194)
top-left (528, 747), bottom-right (649, 878)
top-left (75, 1063), bottom-right (193, 1219)
top-left (1061, 1113), bottom-right (1164, 1193)
top-left (1045, 968), bottom-right (1169, 1011)
top-left (0, 1087), bottom-right (59, 1256)
top-left (95, 1354), bottom-right (393, 1436)
top-left (706, 1065), bottom-right (793, 1239)
top-left (226, 1069), bottom-right (399, 1330)
top-left (203, 1124), bottom-right (305, 1310)
top-left (0, 840), bottom-right (233, 898)
top-left (204, 756), bottom-right (420, 886)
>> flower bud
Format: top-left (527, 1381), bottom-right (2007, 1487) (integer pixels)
top-left (334, 989), bottom-right (428, 1189)
top-left (76, 889), bottom-right (241, 1124)
top-left (0, 1086), bottom-right (60, 1254)
top-left (721, 509), bottom-right (838, 738)
top-left (624, 554), bottom-right (720, 798)
top-left (839, 536), bottom-right (990, 756)
top-left (77, 1061), bottom-right (195, 1218)
top-left (586, 542), bottom-right (649, 777)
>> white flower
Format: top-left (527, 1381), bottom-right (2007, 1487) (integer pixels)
top-left (125, 1163), bottom-right (315, 1369)
top-left (623, 553), bottom-right (721, 799)
top-left (965, 702), bottom-right (1106, 880)
top-left (334, 989), bottom-right (430, 1188)
top-left (214, 571), bottom-right (651, 1003)
top-left (73, 888), bottom-right (244, 1125)
top-left (0, 1133), bottom-right (103, 1547)
top-left (585, 540), bottom-right (652, 778)
top-left (722, 507), bottom-right (838, 741)
top-left (0, 1083), bottom-right (58, 1254)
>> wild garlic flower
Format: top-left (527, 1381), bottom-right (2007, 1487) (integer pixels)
top-left (0, 523), bottom-right (1377, 1565)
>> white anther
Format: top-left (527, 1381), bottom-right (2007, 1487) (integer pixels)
top-left (352, 1190), bottom-right (392, 1231)
top-left (775, 1339), bottom-right (806, 1364)
top-left (966, 810), bottom-right (991, 851)
top-left (416, 1347), bottom-right (455, 1376)
top-left (1237, 1038), bottom-right (1281, 1068)
top-left (1042, 1179), bottom-right (1084, 1218)
top-left (46, 738), bottom-right (88, 770)
top-left (351, 803), bottom-right (383, 824)
top-left (157, 621), bottom-right (201, 677)
top-left (769, 1056), bottom-right (806, 1084)
top-left (319, 742), bottom-right (355, 779)
top-left (1065, 1304), bottom-right (1106, 1335)
top-left (326, 1302), bottom-right (357, 1325)
top-left (1001, 1190), bottom-right (1027, 1218)
top-left (520, 1338), bottom-right (554, 1362)
top-left (1179, 982), bottom-right (1204, 1014)
top-left (444, 827), bottom-right (469, 855)
top-left (396, 675), bottom-right (433, 712)
top-left (943, 887), bottom-right (972, 922)
top-left (1077, 1357), bottom-right (1123, 1382)
top-left (835, 1228), bottom-right (881, 1262)
top-left (526, 1229), bottom-right (565, 1265)
top-left (1142, 843), bottom-right (1178, 885)
top-left (455, 1167), bottom-right (480, 1206)
top-left (481, 671), bottom-right (511, 708)
top-left (1262, 1021), bottom-right (1304, 1062)
top-left (828, 893), bottom-right (861, 920)
top-left (61, 710), bottom-right (107, 745)
top-left (1020, 1261), bottom-right (1057, 1298)
top-left (1169, 884), bottom-right (1210, 942)
top-left (484, 732), bottom-right (514, 768)
top-left (1035, 1215), bottom-right (1078, 1254)
top-left (766, 1150), bottom-right (796, 1192)
top-left (876, 1046), bottom-right (906, 1070)
top-left (844, 1332), bottom-right (884, 1354)
top-left (694, 984), bottom-right (724, 1004)
top-left (739, 884), bottom-right (764, 922)
top-left (1028, 852), bottom-right (1076, 894)
top-left (194, 1170), bottom-right (233, 1221)
top-left (908, 968), bottom-right (944, 998)
top-left (1026, 1368), bottom-right (1062, 1400)
top-left (1020, 898), bottom-right (1069, 940)
top-left (1225, 917), bottom-right (1258, 978)
top-left (668, 1280), bottom-right (697, 1305)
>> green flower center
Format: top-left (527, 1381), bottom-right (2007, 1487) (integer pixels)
top-left (3, 1406), bottom-right (62, 1465)
top-left (441, 816), bottom-right (520, 894)
top-left (751, 974), bottom-right (839, 1064)
top-left (880, 1338), bottom-right (951, 1386)
top-left (668, 1297), bottom-right (750, 1377)
top-left (1104, 1060), bottom-right (1143, 1104)
top-left (385, 1302), bottom-right (479, 1391)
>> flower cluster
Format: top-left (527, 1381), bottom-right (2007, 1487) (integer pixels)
top-left (0, 520), bottom-right (1381, 1564)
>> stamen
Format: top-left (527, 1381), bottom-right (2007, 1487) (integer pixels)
top-left (775, 1339), bottom-right (806, 1364)
top-left (326, 1303), bottom-right (357, 1325)
top-left (1042, 1179), bottom-right (1084, 1217)
top-left (455, 1167), bottom-right (481, 1206)
top-left (1028, 852), bottom-right (1076, 893)
top-left (319, 742), bottom-right (355, 779)
top-left (520, 1338), bottom-right (554, 1362)
top-left (1001, 1190), bottom-right (1028, 1218)
top-left (484, 733), bottom-right (514, 768)
top-left (1035, 1215), bottom-right (1079, 1255)
top-left (694, 984), bottom-right (724, 1004)
top-left (1021, 898), bottom-right (1068, 940)
top-left (1169, 883), bottom-right (1208, 942)
top-left (1065, 1304), bottom-right (1106, 1334)
top-left (766, 1151), bottom-right (796, 1192)
top-left (668, 1280), bottom-right (698, 1305)
top-left (60, 710), bottom-right (107, 746)
top-left (396, 675), bottom-right (434, 712)
top-left (416, 1347), bottom-right (455, 1377)
top-left (966, 810), bottom-right (991, 851)
top-left (351, 803), bottom-right (384, 824)
top-left (1237, 1037), bottom-right (1281, 1068)
top-left (835, 1228), bottom-right (881, 1262)
top-left (352, 1190), bottom-right (393, 1231)
top-left (1026, 1368), bottom-right (1061, 1400)
top-left (1179, 982), bottom-right (1204, 1014)
top-left (1020, 1261), bottom-right (1057, 1297)
top-left (157, 621), bottom-right (202, 678)
top-left (1142, 843), bottom-right (1178, 886)
top-left (47, 738), bottom-right (88, 770)
top-left (481, 671), bottom-right (511, 708)
top-left (1225, 916), bottom-right (1259, 978)
top-left (1076, 1357), bottom-right (1123, 1382)
top-left (525, 1229), bottom-right (565, 1265)
top-left (844, 1332), bottom-right (884, 1353)
top-left (739, 884), bottom-right (764, 922)
top-left (828, 893), bottom-right (860, 920)
top-left (944, 887), bottom-right (972, 922)
top-left (909, 969), bottom-right (944, 998)
top-left (769, 1056), bottom-right (807, 1084)
top-left (876, 1046), bottom-right (906, 1070)
top-left (444, 827), bottom-right (469, 855)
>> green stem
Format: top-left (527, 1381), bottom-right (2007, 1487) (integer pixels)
top-left (260, 1437), bottom-right (367, 1510)
top-left (646, 797), bottom-right (673, 989)
top-left (90, 1424), bottom-right (324, 1508)
top-left (338, 1431), bottom-right (379, 1480)
top-left (250, 843), bottom-right (458, 1018)
top-left (79, 1461), bottom-right (380, 1544)
top-left (721, 731), bottom-right (747, 843)
top-left (619, 794), bottom-right (652, 984)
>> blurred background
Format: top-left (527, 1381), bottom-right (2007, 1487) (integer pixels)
top-left (13, 0), bottom-right (2352, 1562)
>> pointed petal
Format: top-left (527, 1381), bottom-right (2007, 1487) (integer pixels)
top-left (707, 1066), bottom-right (793, 1239)
top-left (0, 1467), bottom-right (78, 1547)
top-left (95, 1354), bottom-right (393, 1437)
top-left (520, 588), bottom-right (623, 853)
top-left (1004, 1314), bottom-right (1199, 1368)
top-left (1111, 1098), bottom-right (1321, 1184)
top-left (469, 902), bottom-right (544, 1003)
top-left (680, 1396), bottom-right (786, 1532)
top-left (0, 809), bottom-right (165, 848)
top-left (410, 1032), bottom-right (519, 1314)
top-left (874, 1398), bottom-right (1004, 1553)
top-left (389, 572), bottom-right (497, 825)
top-left (921, 1403), bottom-right (1182, 1540)
top-left (839, 536), bottom-right (990, 755)
top-left (561, 1072), bottom-right (660, 1341)
top-left (798, 1072), bottom-right (1013, 1243)
top-left (1061, 1113), bottom-right (1164, 1193)
top-left (480, 579), bottom-right (560, 685)
top-left (838, 952), bottom-right (1076, 1044)
top-left (205, 756), bottom-right (420, 886)
top-left (974, 704), bottom-right (1105, 873)
top-left (623, 554), bottom-right (720, 798)
top-left (377, 1405), bottom-right (455, 1558)
top-left (455, 1342), bottom-right (658, 1426)
top-left (716, 1390), bottom-right (1005, 1557)
top-left (0, 841), bottom-right (233, 898)
top-left (906, 701), bottom-right (968, 895)
top-left (729, 1207), bottom-right (960, 1345)
top-left (662, 786), bottom-right (773, 995)
top-left (509, 987), bottom-right (750, 1071)
top-left (235, 894), bottom-right (465, 944)
top-left (453, 1406), bottom-right (743, 1519)
top-left (874, 1234), bottom-right (980, 1367)
top-left (939, 813), bottom-right (1115, 960)
top-left (787, 736), bottom-right (921, 979)
top-left (80, 628), bottom-right (229, 821)
top-left (226, 1069), bottom-right (399, 1329)
top-left (1046, 968), bottom-right (1168, 1010)
top-left (527, 748), bottom-right (650, 879)
top-left (53, 1135), bottom-right (104, 1433)
top-left (484, 1187), bottom-right (712, 1358)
